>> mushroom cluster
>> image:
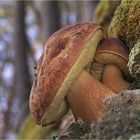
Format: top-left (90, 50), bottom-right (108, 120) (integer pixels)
top-left (29, 22), bottom-right (131, 126)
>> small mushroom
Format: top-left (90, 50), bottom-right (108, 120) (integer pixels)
top-left (30, 22), bottom-right (113, 126)
top-left (94, 38), bottom-right (132, 93)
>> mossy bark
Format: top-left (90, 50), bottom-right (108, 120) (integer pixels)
top-left (108, 0), bottom-right (140, 88)
top-left (108, 0), bottom-right (140, 50)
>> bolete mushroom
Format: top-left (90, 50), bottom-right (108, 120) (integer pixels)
top-left (29, 23), bottom-right (116, 126)
top-left (94, 38), bottom-right (132, 93)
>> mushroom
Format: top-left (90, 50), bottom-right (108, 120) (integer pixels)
top-left (94, 38), bottom-right (132, 93)
top-left (29, 22), bottom-right (116, 126)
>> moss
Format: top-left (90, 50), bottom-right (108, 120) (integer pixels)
top-left (18, 115), bottom-right (35, 139)
top-left (93, 0), bottom-right (120, 31)
top-left (18, 114), bottom-right (59, 139)
top-left (108, 0), bottom-right (140, 50)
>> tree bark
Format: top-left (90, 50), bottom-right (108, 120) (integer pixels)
top-left (13, 1), bottom-right (31, 131)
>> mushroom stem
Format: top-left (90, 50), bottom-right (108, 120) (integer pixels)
top-left (67, 70), bottom-right (116, 122)
top-left (102, 64), bottom-right (129, 93)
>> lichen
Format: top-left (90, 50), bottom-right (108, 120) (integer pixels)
top-left (128, 42), bottom-right (140, 78)
top-left (88, 105), bottom-right (140, 139)
top-left (103, 90), bottom-right (140, 110)
top-left (127, 42), bottom-right (140, 89)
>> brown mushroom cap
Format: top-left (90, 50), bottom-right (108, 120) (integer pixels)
top-left (29, 22), bottom-right (103, 126)
top-left (95, 38), bottom-right (131, 80)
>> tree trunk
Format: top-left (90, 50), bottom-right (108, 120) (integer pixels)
top-left (81, 1), bottom-right (99, 21)
top-left (13, 1), bottom-right (31, 131)
top-left (41, 1), bottom-right (61, 43)
top-left (75, 1), bottom-right (98, 22)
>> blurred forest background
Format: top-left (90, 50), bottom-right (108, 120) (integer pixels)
top-left (0, 1), bottom-right (98, 139)
top-left (0, 0), bottom-right (121, 139)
